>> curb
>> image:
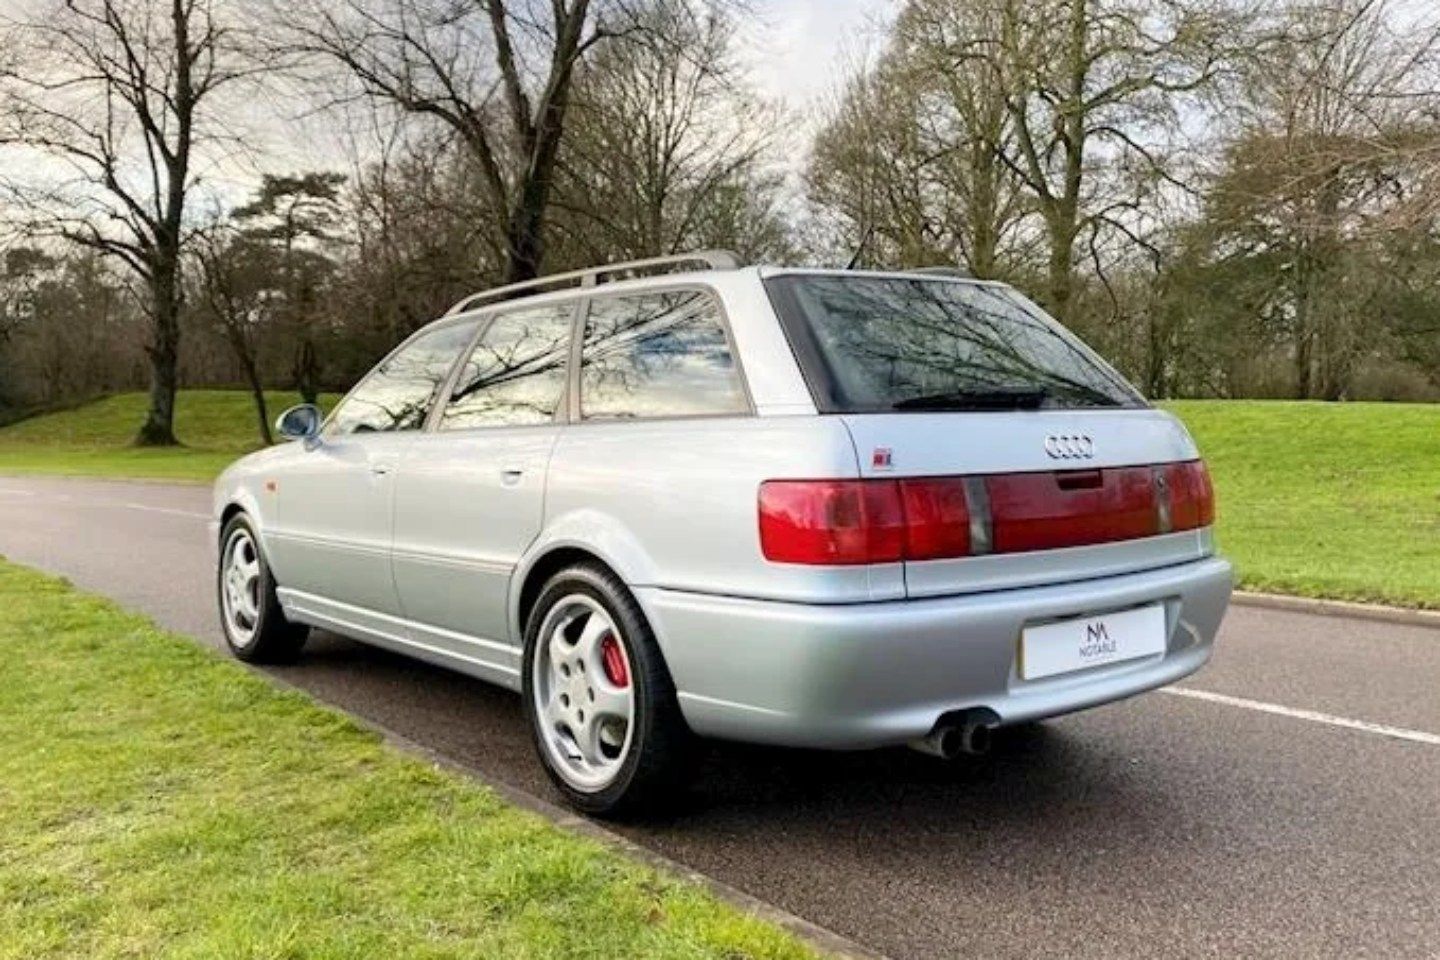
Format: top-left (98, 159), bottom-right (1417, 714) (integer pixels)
top-left (369, 721), bottom-right (890, 960)
top-left (1232, 591), bottom-right (1440, 631)
top-left (257, 670), bottom-right (887, 960)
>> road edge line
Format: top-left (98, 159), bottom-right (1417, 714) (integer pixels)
top-left (1163, 686), bottom-right (1440, 747)
top-left (1232, 590), bottom-right (1440, 631)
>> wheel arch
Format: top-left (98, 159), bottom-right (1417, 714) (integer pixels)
top-left (513, 545), bottom-right (624, 642)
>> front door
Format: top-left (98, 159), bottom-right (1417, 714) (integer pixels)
top-left (266, 319), bottom-right (479, 624)
top-left (391, 301), bottom-right (576, 678)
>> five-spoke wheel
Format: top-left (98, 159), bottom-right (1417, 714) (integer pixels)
top-left (522, 562), bottom-right (694, 817)
top-left (220, 526), bottom-right (263, 648)
top-left (532, 595), bottom-right (635, 792)
top-left (216, 514), bottom-right (308, 663)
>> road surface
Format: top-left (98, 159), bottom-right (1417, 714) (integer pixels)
top-left (2, 475), bottom-right (1437, 960)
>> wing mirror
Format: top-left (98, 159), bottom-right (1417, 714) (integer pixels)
top-left (276, 403), bottom-right (323, 446)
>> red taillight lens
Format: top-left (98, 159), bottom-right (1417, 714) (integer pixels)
top-left (986, 467), bottom-right (1158, 553)
top-left (899, 478), bottom-right (971, 560)
top-left (759, 460), bottom-right (1214, 566)
top-left (1165, 460), bottom-right (1215, 530)
top-left (758, 480), bottom-right (905, 565)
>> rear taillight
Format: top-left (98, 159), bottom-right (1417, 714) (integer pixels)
top-left (758, 480), bottom-right (905, 565)
top-left (898, 478), bottom-right (972, 560)
top-left (1165, 460), bottom-right (1215, 531)
top-left (986, 466), bottom-right (1158, 553)
top-left (758, 459), bottom-right (1214, 566)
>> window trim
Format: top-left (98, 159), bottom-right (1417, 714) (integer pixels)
top-left (322, 314), bottom-right (482, 439)
top-left (567, 281), bottom-right (756, 426)
top-left (426, 298), bottom-right (584, 435)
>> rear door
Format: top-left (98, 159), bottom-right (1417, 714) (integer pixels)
top-left (763, 272), bottom-right (1214, 598)
top-left (390, 300), bottom-right (576, 670)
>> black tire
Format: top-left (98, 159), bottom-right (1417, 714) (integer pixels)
top-left (217, 514), bottom-right (308, 664)
top-left (521, 562), bottom-right (695, 818)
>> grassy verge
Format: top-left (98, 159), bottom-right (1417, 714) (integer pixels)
top-left (3, 392), bottom-right (1439, 609)
top-left (0, 391), bottom-right (330, 483)
top-left (0, 560), bottom-right (820, 960)
top-left (1168, 400), bottom-right (1440, 609)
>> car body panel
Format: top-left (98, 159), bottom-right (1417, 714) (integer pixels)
top-left (213, 263), bottom-right (1232, 751)
top-left (391, 425), bottom-right (560, 650)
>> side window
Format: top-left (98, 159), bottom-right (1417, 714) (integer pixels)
top-left (327, 321), bottom-right (477, 436)
top-left (440, 303), bottom-right (574, 430)
top-left (580, 290), bottom-right (748, 420)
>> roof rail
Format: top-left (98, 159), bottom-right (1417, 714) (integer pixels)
top-left (443, 249), bottom-right (743, 316)
top-left (910, 265), bottom-right (973, 279)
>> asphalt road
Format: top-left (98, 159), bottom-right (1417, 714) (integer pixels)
top-left (2, 475), bottom-right (1438, 960)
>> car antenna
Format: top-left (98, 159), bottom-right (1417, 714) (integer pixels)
top-left (845, 225), bottom-right (874, 270)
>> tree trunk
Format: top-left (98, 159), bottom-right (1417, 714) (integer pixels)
top-left (1046, 223), bottom-right (1077, 324)
top-left (294, 338), bottom-right (319, 406)
top-left (503, 193), bottom-right (546, 284)
top-left (244, 355), bottom-right (272, 445)
top-left (135, 266), bottom-right (181, 446)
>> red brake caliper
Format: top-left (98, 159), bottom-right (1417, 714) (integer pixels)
top-left (599, 634), bottom-right (629, 688)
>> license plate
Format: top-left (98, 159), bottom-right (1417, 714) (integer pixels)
top-left (1020, 604), bottom-right (1167, 680)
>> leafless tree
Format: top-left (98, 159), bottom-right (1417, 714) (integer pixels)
top-left (191, 225), bottom-right (274, 443)
top-left (0, 0), bottom-right (251, 444)
top-left (279, 0), bottom-right (675, 285)
top-left (1205, 0), bottom-right (1440, 397)
top-left (550, 0), bottom-right (789, 263)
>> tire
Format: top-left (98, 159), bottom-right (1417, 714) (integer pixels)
top-left (521, 562), bottom-right (694, 818)
top-left (217, 514), bottom-right (308, 664)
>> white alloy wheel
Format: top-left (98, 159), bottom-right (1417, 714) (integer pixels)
top-left (531, 593), bottom-right (636, 792)
top-left (220, 526), bottom-right (263, 648)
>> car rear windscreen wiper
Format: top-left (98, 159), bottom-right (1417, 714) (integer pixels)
top-left (891, 387), bottom-right (1050, 411)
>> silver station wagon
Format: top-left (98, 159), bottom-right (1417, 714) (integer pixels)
top-left (213, 251), bottom-right (1232, 816)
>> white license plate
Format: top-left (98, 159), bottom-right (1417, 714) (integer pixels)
top-left (1021, 604), bottom-right (1167, 680)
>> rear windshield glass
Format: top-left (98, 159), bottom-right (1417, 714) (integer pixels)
top-left (764, 275), bottom-right (1144, 412)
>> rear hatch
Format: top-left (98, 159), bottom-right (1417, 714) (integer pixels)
top-left (762, 270), bottom-right (1215, 598)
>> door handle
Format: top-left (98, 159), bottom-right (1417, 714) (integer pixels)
top-left (501, 467), bottom-right (524, 486)
top-left (371, 462), bottom-right (394, 477)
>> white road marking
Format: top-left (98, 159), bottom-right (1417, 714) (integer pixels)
top-left (1164, 686), bottom-right (1440, 747)
top-left (123, 502), bottom-right (209, 520)
top-left (0, 488), bottom-right (35, 496)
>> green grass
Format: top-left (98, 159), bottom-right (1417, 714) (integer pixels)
top-left (3, 392), bottom-right (1439, 608)
top-left (0, 391), bottom-right (331, 482)
top-left (0, 559), bottom-right (820, 960)
top-left (1168, 400), bottom-right (1440, 609)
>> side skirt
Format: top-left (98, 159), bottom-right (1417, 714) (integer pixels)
top-left (276, 588), bottom-right (523, 693)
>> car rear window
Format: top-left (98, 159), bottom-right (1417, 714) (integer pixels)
top-left (763, 274), bottom-right (1144, 413)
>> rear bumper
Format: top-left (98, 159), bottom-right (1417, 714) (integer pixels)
top-left (637, 557), bottom-right (1232, 749)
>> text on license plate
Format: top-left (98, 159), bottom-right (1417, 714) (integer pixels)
top-left (1021, 604), bottom-right (1167, 680)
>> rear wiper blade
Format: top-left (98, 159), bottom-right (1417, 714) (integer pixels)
top-left (892, 387), bottom-right (1050, 411)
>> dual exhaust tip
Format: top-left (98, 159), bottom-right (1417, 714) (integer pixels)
top-left (909, 715), bottom-right (996, 760)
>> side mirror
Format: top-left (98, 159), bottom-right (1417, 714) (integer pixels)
top-left (276, 403), bottom-right (323, 445)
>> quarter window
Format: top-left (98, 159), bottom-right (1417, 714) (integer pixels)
top-left (580, 290), bottom-right (747, 420)
top-left (441, 304), bottom-right (574, 430)
top-left (327, 321), bottom-right (477, 435)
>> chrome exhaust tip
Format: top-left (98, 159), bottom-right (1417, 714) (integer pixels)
top-left (909, 717), bottom-right (994, 759)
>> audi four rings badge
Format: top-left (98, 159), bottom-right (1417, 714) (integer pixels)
top-left (1044, 434), bottom-right (1095, 459)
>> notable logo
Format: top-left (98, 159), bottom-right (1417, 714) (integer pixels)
top-left (1044, 434), bottom-right (1095, 460)
top-left (872, 447), bottom-right (894, 470)
top-left (1078, 620), bottom-right (1117, 658)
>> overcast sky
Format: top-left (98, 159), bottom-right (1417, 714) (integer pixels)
top-left (739, 0), bottom-right (890, 108)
